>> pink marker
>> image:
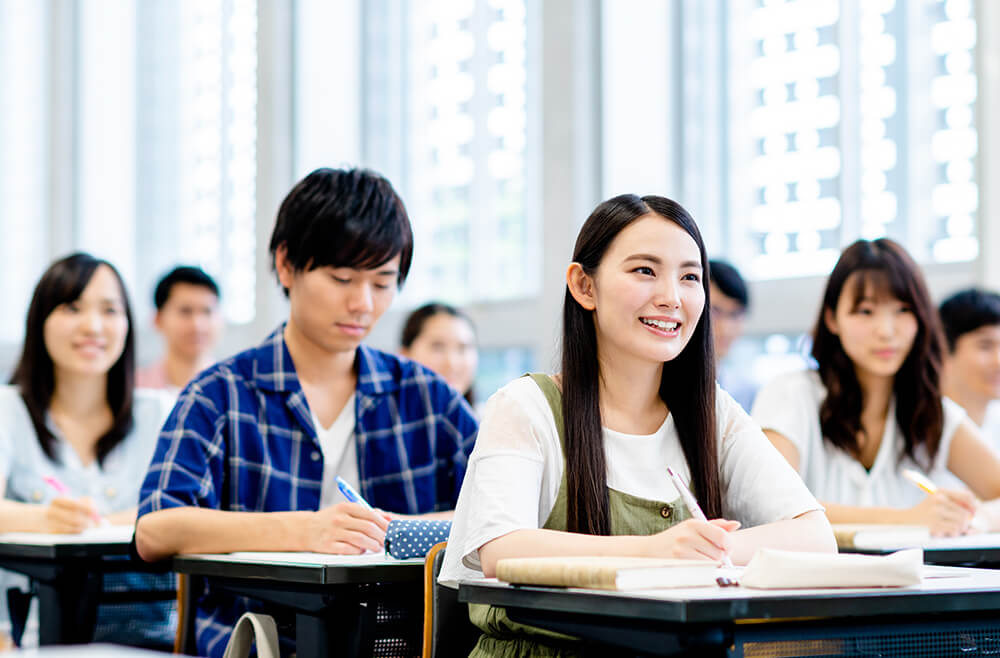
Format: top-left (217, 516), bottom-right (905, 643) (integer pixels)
top-left (42, 476), bottom-right (102, 523)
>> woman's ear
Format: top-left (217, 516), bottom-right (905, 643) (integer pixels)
top-left (566, 263), bottom-right (597, 311)
top-left (823, 307), bottom-right (839, 335)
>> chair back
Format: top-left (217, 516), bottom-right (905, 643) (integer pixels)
top-left (422, 542), bottom-right (481, 658)
top-left (174, 573), bottom-right (203, 655)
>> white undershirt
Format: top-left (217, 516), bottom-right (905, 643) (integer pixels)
top-left (314, 393), bottom-right (360, 508)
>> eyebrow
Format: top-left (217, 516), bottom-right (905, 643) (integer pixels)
top-left (623, 254), bottom-right (702, 269)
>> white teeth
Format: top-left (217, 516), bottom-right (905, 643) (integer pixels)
top-left (641, 318), bottom-right (679, 331)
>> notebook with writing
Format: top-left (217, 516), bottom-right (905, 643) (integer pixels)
top-left (495, 556), bottom-right (720, 591)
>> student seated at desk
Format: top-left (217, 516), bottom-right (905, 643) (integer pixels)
top-left (939, 288), bottom-right (1000, 451)
top-left (753, 239), bottom-right (1000, 537)
top-left (0, 253), bottom-right (174, 647)
top-left (134, 168), bottom-right (479, 658)
top-left (400, 302), bottom-right (479, 408)
top-left (440, 194), bottom-right (835, 658)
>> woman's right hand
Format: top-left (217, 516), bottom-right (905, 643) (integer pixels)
top-left (43, 497), bottom-right (98, 533)
top-left (644, 518), bottom-right (741, 561)
top-left (908, 489), bottom-right (978, 537)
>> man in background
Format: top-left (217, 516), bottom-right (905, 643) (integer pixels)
top-left (137, 266), bottom-right (222, 393)
top-left (709, 259), bottom-right (756, 411)
top-left (939, 288), bottom-right (1000, 450)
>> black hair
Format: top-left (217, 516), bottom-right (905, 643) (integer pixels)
top-left (563, 194), bottom-right (721, 535)
top-left (9, 253), bottom-right (135, 465)
top-left (939, 288), bottom-right (1000, 352)
top-left (811, 239), bottom-right (945, 467)
top-left (708, 259), bottom-right (749, 309)
top-left (400, 302), bottom-right (477, 405)
top-left (268, 168), bottom-right (413, 294)
top-left (153, 266), bottom-right (220, 310)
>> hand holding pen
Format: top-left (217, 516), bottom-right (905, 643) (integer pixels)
top-left (661, 467), bottom-right (740, 567)
top-left (902, 469), bottom-right (978, 537)
top-left (41, 476), bottom-right (103, 533)
top-left (300, 477), bottom-right (391, 554)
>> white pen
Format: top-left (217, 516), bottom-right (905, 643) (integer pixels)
top-left (666, 466), bottom-right (735, 568)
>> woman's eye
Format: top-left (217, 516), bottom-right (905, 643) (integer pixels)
top-left (633, 266), bottom-right (654, 276)
top-left (65, 302), bottom-right (80, 313)
top-left (682, 273), bottom-right (700, 282)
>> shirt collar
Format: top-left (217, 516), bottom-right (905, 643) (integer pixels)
top-left (252, 325), bottom-right (400, 395)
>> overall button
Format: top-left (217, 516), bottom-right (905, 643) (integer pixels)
top-left (310, 451), bottom-right (321, 461)
top-left (105, 487), bottom-right (117, 499)
top-left (31, 490), bottom-right (42, 502)
top-left (660, 506), bottom-right (672, 519)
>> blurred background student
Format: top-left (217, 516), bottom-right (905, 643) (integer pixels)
top-left (709, 260), bottom-right (755, 411)
top-left (940, 288), bottom-right (1000, 450)
top-left (137, 266), bottom-right (222, 394)
top-left (753, 239), bottom-right (1000, 537)
top-left (0, 253), bottom-right (174, 648)
top-left (400, 302), bottom-right (479, 407)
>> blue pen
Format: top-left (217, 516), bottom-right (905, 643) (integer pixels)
top-left (336, 476), bottom-right (374, 510)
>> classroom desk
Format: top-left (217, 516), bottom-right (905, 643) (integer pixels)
top-left (172, 551), bottom-right (425, 657)
top-left (0, 526), bottom-right (171, 645)
top-left (460, 567), bottom-right (1000, 657)
top-left (847, 532), bottom-right (1000, 567)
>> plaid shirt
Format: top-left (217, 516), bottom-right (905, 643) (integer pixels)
top-left (136, 326), bottom-right (478, 658)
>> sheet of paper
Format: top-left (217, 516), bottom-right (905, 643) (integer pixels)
top-left (0, 524), bottom-right (134, 545)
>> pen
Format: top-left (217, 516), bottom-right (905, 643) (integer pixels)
top-left (42, 476), bottom-right (103, 523)
top-left (902, 469), bottom-right (938, 495)
top-left (336, 476), bottom-right (374, 511)
top-left (666, 466), bottom-right (735, 568)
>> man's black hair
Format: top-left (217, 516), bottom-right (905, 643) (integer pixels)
top-left (708, 259), bottom-right (749, 309)
top-left (268, 168), bottom-right (413, 294)
top-left (153, 266), bottom-right (220, 310)
top-left (939, 288), bottom-right (1000, 351)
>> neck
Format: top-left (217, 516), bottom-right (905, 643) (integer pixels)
top-left (942, 376), bottom-right (989, 426)
top-left (163, 351), bottom-right (212, 389)
top-left (283, 321), bottom-right (357, 387)
top-left (596, 349), bottom-right (665, 429)
top-left (855, 367), bottom-right (893, 421)
top-left (50, 371), bottom-right (109, 417)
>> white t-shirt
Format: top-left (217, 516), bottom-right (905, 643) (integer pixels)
top-left (439, 376), bottom-right (822, 587)
top-left (980, 400), bottom-right (1000, 454)
top-left (751, 369), bottom-right (966, 508)
top-left (314, 393), bottom-right (360, 508)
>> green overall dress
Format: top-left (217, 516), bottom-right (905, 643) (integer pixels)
top-left (467, 374), bottom-right (691, 658)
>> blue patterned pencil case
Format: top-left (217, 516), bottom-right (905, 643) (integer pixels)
top-left (384, 519), bottom-right (452, 559)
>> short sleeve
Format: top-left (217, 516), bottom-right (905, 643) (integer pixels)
top-left (439, 377), bottom-right (559, 584)
top-left (136, 382), bottom-right (227, 518)
top-left (717, 387), bottom-right (823, 526)
top-left (936, 397), bottom-right (970, 472)
top-left (751, 370), bottom-right (823, 464)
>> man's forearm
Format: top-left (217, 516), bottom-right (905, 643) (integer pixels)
top-left (135, 506), bottom-right (311, 562)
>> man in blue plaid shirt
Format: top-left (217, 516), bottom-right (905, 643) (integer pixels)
top-left (135, 168), bottom-right (479, 657)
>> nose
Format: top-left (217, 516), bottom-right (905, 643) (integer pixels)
top-left (347, 282), bottom-right (374, 314)
top-left (656, 278), bottom-right (682, 309)
top-left (82, 309), bottom-right (102, 333)
top-left (875, 310), bottom-right (895, 338)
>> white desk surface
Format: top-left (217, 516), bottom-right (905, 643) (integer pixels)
top-left (0, 525), bottom-right (133, 545)
top-left (180, 549), bottom-right (424, 567)
top-left (462, 564), bottom-right (1000, 602)
top-left (854, 531), bottom-right (1000, 551)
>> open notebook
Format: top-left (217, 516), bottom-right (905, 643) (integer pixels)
top-left (832, 524), bottom-right (931, 550)
top-left (495, 556), bottom-right (720, 591)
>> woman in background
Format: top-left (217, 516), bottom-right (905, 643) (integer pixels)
top-left (753, 239), bottom-right (1000, 536)
top-left (401, 302), bottom-right (479, 406)
top-left (0, 253), bottom-right (174, 648)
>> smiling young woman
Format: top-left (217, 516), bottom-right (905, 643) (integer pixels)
top-left (439, 193), bottom-right (835, 658)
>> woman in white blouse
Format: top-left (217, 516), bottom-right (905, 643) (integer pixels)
top-left (440, 194), bottom-right (834, 657)
top-left (0, 253), bottom-right (173, 648)
top-left (753, 238), bottom-right (1000, 537)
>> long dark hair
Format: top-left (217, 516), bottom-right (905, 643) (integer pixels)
top-left (400, 302), bottom-right (477, 405)
top-left (811, 239), bottom-right (945, 467)
top-left (9, 253), bottom-right (136, 465)
top-left (563, 194), bottom-right (721, 535)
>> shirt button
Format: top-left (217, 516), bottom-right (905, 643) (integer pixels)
top-left (31, 490), bottom-right (42, 502)
top-left (311, 451), bottom-right (321, 461)
top-left (660, 506), bottom-right (672, 519)
top-left (105, 487), bottom-right (117, 499)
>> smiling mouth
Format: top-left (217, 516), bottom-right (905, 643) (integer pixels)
top-left (640, 318), bottom-right (680, 332)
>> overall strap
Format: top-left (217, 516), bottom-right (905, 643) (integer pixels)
top-left (526, 373), bottom-right (565, 450)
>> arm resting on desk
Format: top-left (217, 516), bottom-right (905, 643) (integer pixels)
top-left (477, 510), bottom-right (833, 578)
top-left (135, 502), bottom-right (391, 562)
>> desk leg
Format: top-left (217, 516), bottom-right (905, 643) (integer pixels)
top-left (297, 597), bottom-right (372, 657)
top-left (36, 571), bottom-right (100, 645)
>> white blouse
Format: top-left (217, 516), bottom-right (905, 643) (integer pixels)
top-left (439, 376), bottom-right (822, 587)
top-left (751, 369), bottom-right (965, 508)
